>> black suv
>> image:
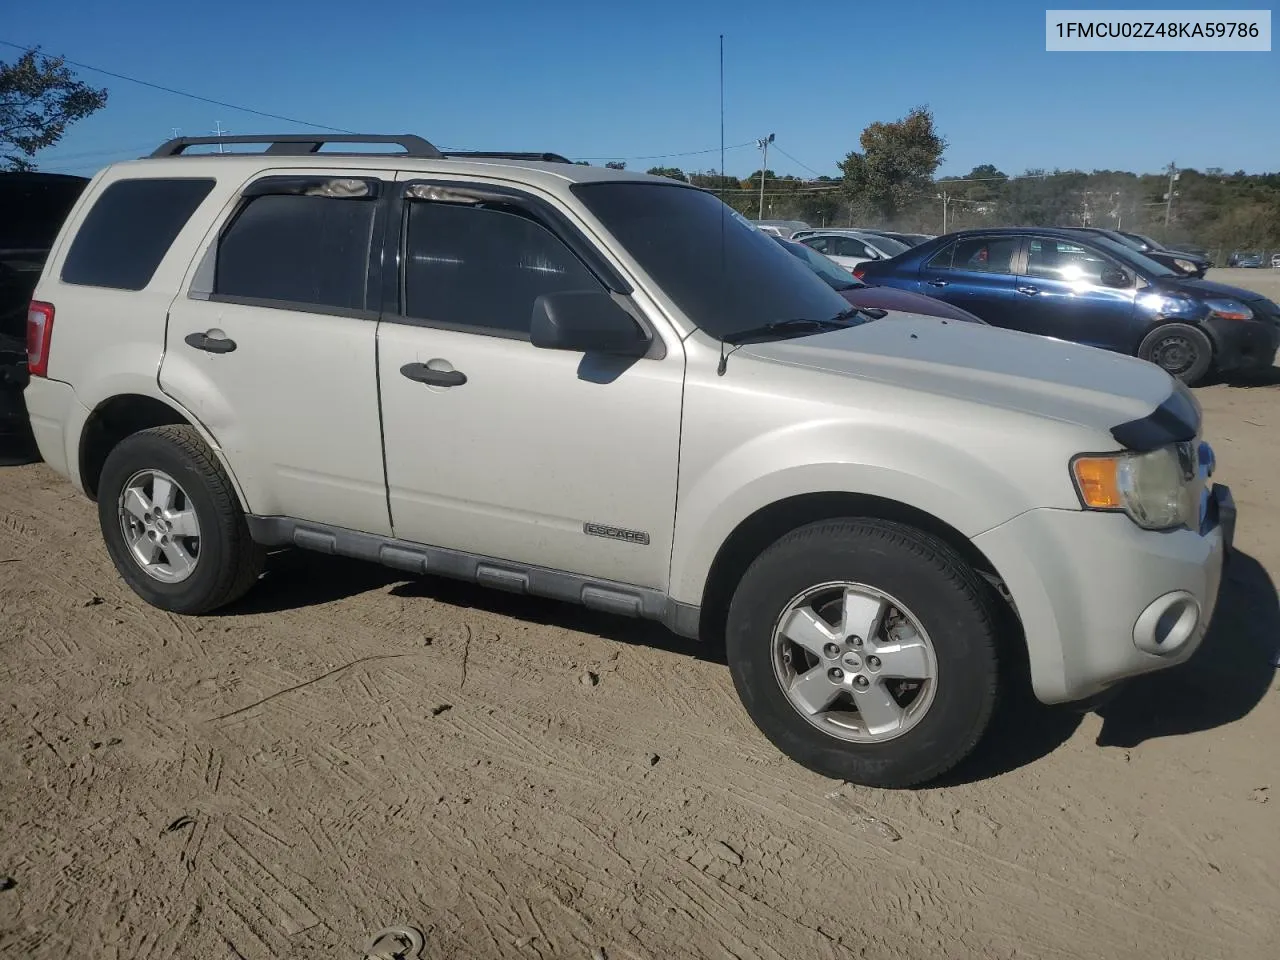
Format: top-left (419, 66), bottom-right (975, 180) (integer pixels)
top-left (1, 171), bottom-right (89, 451)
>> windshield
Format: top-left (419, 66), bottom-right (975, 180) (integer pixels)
top-left (774, 237), bottom-right (861, 290)
top-left (866, 235), bottom-right (910, 257)
top-left (1087, 234), bottom-right (1178, 278)
top-left (573, 182), bottom-right (857, 340)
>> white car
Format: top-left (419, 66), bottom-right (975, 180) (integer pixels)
top-left (23, 133), bottom-right (1233, 788)
top-left (790, 229), bottom-right (911, 272)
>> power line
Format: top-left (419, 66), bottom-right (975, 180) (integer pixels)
top-left (772, 145), bottom-right (828, 178)
top-left (0, 39), bottom-right (354, 133)
top-left (577, 141), bottom-right (755, 163)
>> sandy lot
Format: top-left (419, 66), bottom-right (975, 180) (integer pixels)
top-left (2, 270), bottom-right (1278, 959)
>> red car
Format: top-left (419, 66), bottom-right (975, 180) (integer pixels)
top-left (775, 237), bottom-right (985, 324)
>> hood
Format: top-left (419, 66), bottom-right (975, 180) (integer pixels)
top-left (1156, 276), bottom-right (1278, 308)
top-left (839, 286), bottom-right (986, 324)
top-left (741, 312), bottom-right (1178, 440)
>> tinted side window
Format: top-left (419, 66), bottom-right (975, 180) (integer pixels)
top-left (61, 178), bottom-right (214, 290)
top-left (830, 236), bottom-right (872, 258)
top-left (925, 243), bottom-right (955, 270)
top-left (403, 202), bottom-right (603, 336)
top-left (949, 236), bottom-right (1018, 275)
top-left (215, 194), bottom-right (376, 311)
top-left (1026, 237), bottom-right (1125, 284)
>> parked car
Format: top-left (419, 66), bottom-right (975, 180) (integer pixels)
top-left (793, 228), bottom-right (933, 248)
top-left (792, 230), bottom-right (912, 272)
top-left (1229, 251), bottom-right (1265, 268)
top-left (854, 228), bottom-right (1280, 384)
top-left (1071, 227), bottom-right (1209, 278)
top-left (1121, 232), bottom-right (1213, 266)
top-left (774, 238), bottom-right (985, 323)
top-left (1, 171), bottom-right (89, 453)
top-left (1271, 253), bottom-right (1280, 269)
top-left (751, 219), bottom-right (810, 239)
top-left (26, 133), bottom-right (1234, 789)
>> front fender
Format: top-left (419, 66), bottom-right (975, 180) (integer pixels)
top-left (668, 418), bottom-right (1071, 607)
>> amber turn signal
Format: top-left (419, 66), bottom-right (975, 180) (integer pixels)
top-left (1072, 456), bottom-right (1124, 509)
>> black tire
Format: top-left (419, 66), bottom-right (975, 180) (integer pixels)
top-left (97, 425), bottom-right (264, 614)
top-left (725, 519), bottom-right (1000, 789)
top-left (1138, 323), bottom-right (1213, 385)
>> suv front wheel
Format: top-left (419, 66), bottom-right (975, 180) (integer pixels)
top-left (726, 518), bottom-right (1000, 788)
top-left (97, 425), bottom-right (264, 614)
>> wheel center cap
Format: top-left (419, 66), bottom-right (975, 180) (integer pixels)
top-left (841, 652), bottom-right (862, 670)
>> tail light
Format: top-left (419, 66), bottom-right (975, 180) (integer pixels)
top-left (852, 267), bottom-right (867, 281)
top-left (27, 301), bottom-right (55, 378)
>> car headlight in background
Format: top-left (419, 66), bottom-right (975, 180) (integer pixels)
top-left (1174, 258), bottom-right (1198, 273)
top-left (1204, 298), bottom-right (1253, 321)
top-left (1072, 446), bottom-right (1195, 530)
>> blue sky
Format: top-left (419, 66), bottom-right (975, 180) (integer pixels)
top-left (8, 0), bottom-right (1277, 179)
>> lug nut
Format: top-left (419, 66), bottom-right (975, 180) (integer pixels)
top-left (854, 675), bottom-right (870, 688)
top-left (828, 667), bottom-right (844, 682)
top-left (867, 656), bottom-right (881, 669)
top-left (849, 636), bottom-right (863, 647)
top-left (823, 643), bottom-right (841, 659)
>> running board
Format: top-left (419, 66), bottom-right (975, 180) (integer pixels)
top-left (245, 516), bottom-right (701, 638)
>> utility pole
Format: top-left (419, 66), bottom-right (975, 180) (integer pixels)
top-left (170, 127), bottom-right (182, 140)
top-left (1164, 162), bottom-right (1179, 229)
top-left (940, 192), bottom-right (950, 233)
top-left (213, 120), bottom-right (227, 154)
top-left (756, 133), bottom-right (774, 219)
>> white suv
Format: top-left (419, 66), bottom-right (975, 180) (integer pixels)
top-left (24, 133), bottom-right (1234, 788)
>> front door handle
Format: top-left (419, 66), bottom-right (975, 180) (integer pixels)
top-left (400, 362), bottom-right (467, 387)
top-left (1017, 285), bottom-right (1040, 296)
top-left (184, 331), bottom-right (237, 353)
top-left (926, 279), bottom-right (948, 288)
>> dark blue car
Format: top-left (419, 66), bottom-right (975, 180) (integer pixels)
top-left (854, 227), bottom-right (1280, 384)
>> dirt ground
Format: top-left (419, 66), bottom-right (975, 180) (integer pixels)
top-left (2, 269), bottom-right (1278, 960)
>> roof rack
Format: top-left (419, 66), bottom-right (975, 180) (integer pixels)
top-left (148, 134), bottom-right (443, 159)
top-left (442, 151), bottom-right (573, 164)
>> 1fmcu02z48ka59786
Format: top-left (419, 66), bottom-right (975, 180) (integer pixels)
top-left (24, 133), bottom-right (1234, 787)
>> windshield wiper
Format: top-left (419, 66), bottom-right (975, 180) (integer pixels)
top-left (717, 309), bottom-right (868, 375)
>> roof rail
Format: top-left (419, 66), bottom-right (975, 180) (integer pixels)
top-left (442, 151), bottom-right (573, 164)
top-left (148, 134), bottom-right (443, 159)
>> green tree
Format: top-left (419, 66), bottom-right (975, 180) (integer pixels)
top-left (604, 160), bottom-right (626, 170)
top-left (840, 106), bottom-right (946, 221)
top-left (1, 48), bottom-right (108, 171)
top-left (645, 165), bottom-right (687, 182)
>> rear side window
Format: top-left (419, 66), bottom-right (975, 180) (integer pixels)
top-left (61, 178), bottom-right (214, 290)
top-left (215, 193), bottom-right (376, 311)
top-left (949, 236), bottom-right (1019, 275)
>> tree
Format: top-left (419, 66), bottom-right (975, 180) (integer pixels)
top-left (840, 106), bottom-right (946, 222)
top-left (604, 160), bottom-right (626, 170)
top-left (1, 48), bottom-right (108, 171)
top-left (645, 165), bottom-right (687, 182)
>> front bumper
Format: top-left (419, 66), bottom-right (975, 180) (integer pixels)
top-left (1208, 316), bottom-right (1279, 372)
top-left (973, 484), bottom-right (1231, 705)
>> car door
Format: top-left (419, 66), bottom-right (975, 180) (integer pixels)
top-left (161, 170), bottom-right (391, 535)
top-left (1014, 236), bottom-right (1139, 350)
top-left (916, 234), bottom-right (1021, 327)
top-left (375, 175), bottom-right (685, 589)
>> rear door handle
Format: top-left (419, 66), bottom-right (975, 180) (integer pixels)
top-left (400, 362), bottom-right (467, 387)
top-left (1017, 285), bottom-right (1040, 296)
top-left (184, 331), bottom-right (237, 353)
top-left (926, 279), bottom-right (948, 288)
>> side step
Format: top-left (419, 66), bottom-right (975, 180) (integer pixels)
top-left (245, 516), bottom-right (701, 638)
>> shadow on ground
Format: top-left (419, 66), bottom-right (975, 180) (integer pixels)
top-left (217, 545), bottom-right (1277, 777)
top-left (1094, 548), bottom-right (1279, 748)
top-left (1216, 367), bottom-right (1280, 388)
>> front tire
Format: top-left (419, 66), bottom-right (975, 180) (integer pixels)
top-left (97, 425), bottom-right (264, 614)
top-left (1138, 323), bottom-right (1213, 385)
top-left (726, 519), bottom-right (1000, 788)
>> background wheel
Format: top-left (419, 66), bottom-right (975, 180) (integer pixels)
top-left (1138, 323), bottom-right (1213, 385)
top-left (97, 425), bottom-right (263, 614)
top-left (726, 518), bottom-right (1000, 788)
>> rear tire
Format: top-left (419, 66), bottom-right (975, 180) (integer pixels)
top-left (1138, 323), bottom-right (1213, 385)
top-left (725, 518), bottom-right (1000, 788)
top-left (97, 425), bottom-right (264, 614)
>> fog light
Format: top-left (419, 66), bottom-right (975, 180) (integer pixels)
top-left (1133, 591), bottom-right (1200, 655)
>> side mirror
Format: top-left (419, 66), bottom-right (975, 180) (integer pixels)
top-left (1099, 267), bottom-right (1131, 288)
top-left (530, 291), bottom-right (651, 357)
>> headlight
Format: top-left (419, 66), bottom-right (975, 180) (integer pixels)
top-left (1174, 258), bottom-right (1197, 272)
top-left (1204, 298), bottom-right (1252, 321)
top-left (1071, 446), bottom-right (1195, 530)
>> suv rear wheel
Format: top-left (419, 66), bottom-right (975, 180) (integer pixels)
top-left (726, 518), bottom-right (1000, 788)
top-left (97, 425), bottom-right (264, 614)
